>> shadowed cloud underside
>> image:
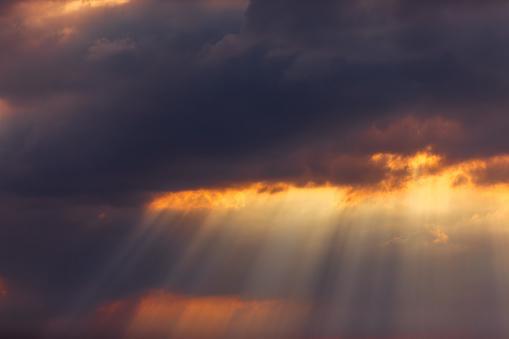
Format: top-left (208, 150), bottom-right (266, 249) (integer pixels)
top-left (2, 0), bottom-right (509, 338)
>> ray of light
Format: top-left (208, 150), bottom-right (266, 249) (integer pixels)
top-left (88, 290), bottom-right (309, 339)
top-left (51, 150), bottom-right (509, 337)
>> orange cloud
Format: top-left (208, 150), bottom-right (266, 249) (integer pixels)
top-left (147, 151), bottom-right (445, 211)
top-left (371, 149), bottom-right (441, 172)
top-left (89, 290), bottom-right (307, 339)
top-left (387, 228), bottom-right (449, 247)
top-left (0, 99), bottom-right (14, 117)
top-left (62, 0), bottom-right (131, 14)
top-left (149, 189), bottom-right (248, 211)
top-left (466, 155), bottom-right (509, 185)
top-left (148, 149), bottom-right (509, 212)
top-left (430, 229), bottom-right (449, 245)
top-left (339, 151), bottom-right (509, 207)
top-left (338, 150), bottom-right (444, 205)
top-left (2, 0), bottom-right (132, 49)
top-left (10, 0), bottom-right (131, 34)
top-left (21, 0), bottom-right (131, 17)
top-left (149, 183), bottom-right (291, 211)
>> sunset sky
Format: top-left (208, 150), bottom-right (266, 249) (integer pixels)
top-left (2, 0), bottom-right (509, 338)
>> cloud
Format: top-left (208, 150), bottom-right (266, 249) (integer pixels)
top-left (0, 278), bottom-right (7, 299)
top-left (47, 290), bottom-right (308, 339)
top-left (387, 228), bottom-right (449, 247)
top-left (4, 0), bottom-right (509, 203)
top-left (3, 0), bottom-right (509, 337)
top-left (1, 0), bottom-right (509, 203)
top-left (86, 38), bottom-right (137, 62)
top-left (467, 156), bottom-right (509, 185)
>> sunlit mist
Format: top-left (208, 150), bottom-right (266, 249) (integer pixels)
top-left (102, 151), bottom-right (509, 337)
top-left (87, 291), bottom-right (307, 339)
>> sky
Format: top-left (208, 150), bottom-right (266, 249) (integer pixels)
top-left (1, 0), bottom-right (509, 338)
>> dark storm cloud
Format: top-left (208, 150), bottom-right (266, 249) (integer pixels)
top-left (0, 1), bottom-right (508, 205)
top-left (0, 195), bottom-right (212, 336)
top-left (1, 0), bottom-right (509, 202)
top-left (2, 0), bottom-right (509, 337)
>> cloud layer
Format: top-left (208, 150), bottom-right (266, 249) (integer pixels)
top-left (1, 0), bottom-right (509, 201)
top-left (2, 0), bottom-right (509, 338)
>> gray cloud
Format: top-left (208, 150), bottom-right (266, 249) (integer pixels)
top-left (2, 0), bottom-right (509, 337)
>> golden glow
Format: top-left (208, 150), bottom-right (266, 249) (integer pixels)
top-left (371, 149), bottom-right (441, 172)
top-left (149, 189), bottom-right (249, 211)
top-left (0, 99), bottom-right (14, 119)
top-left (93, 291), bottom-right (307, 338)
top-left (325, 150), bottom-right (444, 207)
top-left (346, 151), bottom-right (509, 209)
top-left (148, 151), bottom-right (509, 214)
top-left (430, 229), bottom-right (448, 244)
top-left (149, 183), bottom-right (292, 211)
top-left (68, 151), bottom-right (509, 338)
top-left (62, 0), bottom-right (131, 14)
top-left (14, 0), bottom-right (131, 31)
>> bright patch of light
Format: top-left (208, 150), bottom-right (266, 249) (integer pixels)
top-left (63, 0), bottom-right (130, 14)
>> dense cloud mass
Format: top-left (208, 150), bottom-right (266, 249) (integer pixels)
top-left (2, 0), bottom-right (509, 338)
top-left (0, 0), bottom-right (509, 199)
